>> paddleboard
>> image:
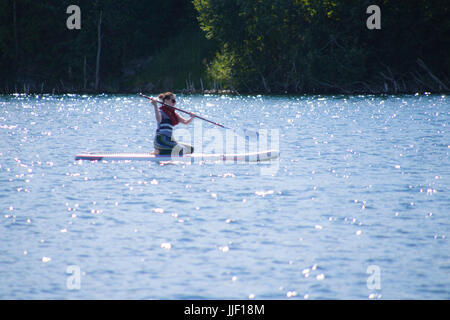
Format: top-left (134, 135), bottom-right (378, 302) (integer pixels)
top-left (75, 150), bottom-right (279, 162)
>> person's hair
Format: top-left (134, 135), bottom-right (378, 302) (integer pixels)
top-left (158, 92), bottom-right (175, 101)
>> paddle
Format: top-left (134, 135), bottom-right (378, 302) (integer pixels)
top-left (139, 93), bottom-right (228, 129)
top-left (139, 93), bottom-right (260, 139)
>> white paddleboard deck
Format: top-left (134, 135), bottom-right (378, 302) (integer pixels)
top-left (75, 150), bottom-right (279, 162)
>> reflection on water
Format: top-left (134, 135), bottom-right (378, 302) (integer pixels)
top-left (0, 93), bottom-right (449, 299)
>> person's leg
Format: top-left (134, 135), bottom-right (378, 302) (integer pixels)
top-left (176, 142), bottom-right (194, 154)
top-left (154, 134), bottom-right (177, 155)
top-left (154, 135), bottom-right (194, 156)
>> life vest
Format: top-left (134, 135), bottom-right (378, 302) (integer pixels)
top-left (161, 105), bottom-right (179, 126)
top-left (156, 106), bottom-right (179, 137)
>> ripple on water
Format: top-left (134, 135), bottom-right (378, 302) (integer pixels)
top-left (0, 94), bottom-right (449, 299)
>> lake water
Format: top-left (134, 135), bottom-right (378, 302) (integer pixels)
top-left (0, 93), bottom-right (448, 299)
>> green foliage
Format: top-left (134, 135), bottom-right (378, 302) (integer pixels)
top-left (1, 0), bottom-right (449, 93)
top-left (194, 0), bottom-right (450, 93)
top-left (0, 0), bottom-right (204, 92)
top-left (202, 45), bottom-right (235, 89)
top-left (126, 28), bottom-right (217, 92)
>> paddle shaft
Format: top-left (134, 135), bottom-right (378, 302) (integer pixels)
top-left (139, 93), bottom-right (229, 129)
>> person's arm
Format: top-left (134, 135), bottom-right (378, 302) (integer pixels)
top-left (176, 112), bottom-right (195, 125)
top-left (151, 98), bottom-right (162, 123)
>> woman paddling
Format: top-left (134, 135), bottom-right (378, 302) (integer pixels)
top-left (150, 92), bottom-right (195, 155)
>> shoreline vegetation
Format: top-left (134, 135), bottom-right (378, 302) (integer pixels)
top-left (1, 1), bottom-right (449, 95)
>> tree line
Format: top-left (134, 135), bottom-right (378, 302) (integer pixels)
top-left (194, 0), bottom-right (450, 94)
top-left (0, 0), bottom-right (206, 93)
top-left (0, 0), bottom-right (449, 94)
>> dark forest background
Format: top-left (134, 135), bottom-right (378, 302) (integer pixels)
top-left (0, 0), bottom-right (449, 94)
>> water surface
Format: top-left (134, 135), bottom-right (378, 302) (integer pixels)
top-left (0, 93), bottom-right (449, 299)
